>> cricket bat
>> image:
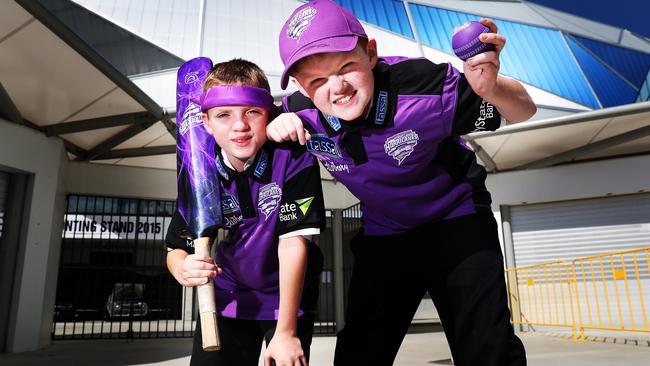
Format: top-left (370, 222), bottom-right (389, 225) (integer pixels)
top-left (176, 57), bottom-right (222, 351)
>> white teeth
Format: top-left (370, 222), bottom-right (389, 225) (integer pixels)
top-left (336, 95), bottom-right (352, 104)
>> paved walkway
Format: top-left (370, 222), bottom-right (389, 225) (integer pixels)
top-left (2, 330), bottom-right (650, 365)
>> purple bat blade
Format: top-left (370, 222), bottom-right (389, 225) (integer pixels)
top-left (176, 57), bottom-right (222, 239)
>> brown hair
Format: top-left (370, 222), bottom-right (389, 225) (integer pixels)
top-left (203, 58), bottom-right (270, 92)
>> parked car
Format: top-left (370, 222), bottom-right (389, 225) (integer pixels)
top-left (104, 283), bottom-right (148, 319)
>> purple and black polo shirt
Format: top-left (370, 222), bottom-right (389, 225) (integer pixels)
top-left (166, 142), bottom-right (325, 320)
top-left (283, 57), bottom-right (502, 236)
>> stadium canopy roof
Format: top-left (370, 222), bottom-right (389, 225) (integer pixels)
top-left (2, 0), bottom-right (649, 174)
top-left (465, 101), bottom-right (650, 172)
top-left (0, 0), bottom-right (180, 169)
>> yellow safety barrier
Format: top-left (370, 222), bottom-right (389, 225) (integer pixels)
top-left (571, 247), bottom-right (650, 340)
top-left (506, 247), bottom-right (650, 341)
top-left (506, 261), bottom-right (577, 337)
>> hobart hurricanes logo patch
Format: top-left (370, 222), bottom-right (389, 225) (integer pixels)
top-left (384, 130), bottom-right (419, 165)
top-left (306, 134), bottom-right (341, 159)
top-left (287, 7), bottom-right (317, 41)
top-left (258, 183), bottom-right (282, 220)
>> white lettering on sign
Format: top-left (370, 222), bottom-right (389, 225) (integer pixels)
top-left (63, 214), bottom-right (172, 240)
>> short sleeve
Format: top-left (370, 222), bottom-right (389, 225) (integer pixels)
top-left (276, 150), bottom-right (326, 236)
top-left (165, 210), bottom-right (194, 254)
top-left (452, 73), bottom-right (502, 135)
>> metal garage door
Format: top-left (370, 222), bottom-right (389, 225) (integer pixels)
top-left (511, 193), bottom-right (650, 267)
top-left (510, 193), bottom-right (650, 331)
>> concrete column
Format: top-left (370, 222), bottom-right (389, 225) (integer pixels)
top-left (500, 206), bottom-right (524, 332)
top-left (1, 120), bottom-right (67, 352)
top-left (332, 209), bottom-right (345, 332)
top-left (182, 287), bottom-right (194, 322)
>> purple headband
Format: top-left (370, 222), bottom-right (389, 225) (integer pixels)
top-left (195, 85), bottom-right (275, 112)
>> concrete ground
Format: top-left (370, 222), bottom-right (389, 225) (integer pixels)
top-left (2, 329), bottom-right (650, 365)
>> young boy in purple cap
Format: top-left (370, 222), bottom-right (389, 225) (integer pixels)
top-left (166, 58), bottom-right (325, 366)
top-left (267, 0), bottom-right (536, 365)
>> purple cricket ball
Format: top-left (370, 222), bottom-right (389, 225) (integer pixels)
top-left (452, 21), bottom-right (495, 61)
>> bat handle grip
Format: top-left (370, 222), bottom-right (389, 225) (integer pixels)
top-left (194, 237), bottom-right (221, 351)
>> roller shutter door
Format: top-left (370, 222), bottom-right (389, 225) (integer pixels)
top-left (510, 194), bottom-right (650, 329)
top-left (511, 193), bottom-right (650, 267)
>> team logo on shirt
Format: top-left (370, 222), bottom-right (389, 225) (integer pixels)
top-left (324, 114), bottom-right (342, 131)
top-left (306, 134), bottom-right (342, 159)
top-left (258, 183), bottom-right (283, 220)
top-left (215, 155), bottom-right (229, 180)
top-left (474, 100), bottom-right (495, 132)
top-left (287, 7), bottom-right (317, 41)
top-left (321, 160), bottom-right (350, 173)
top-left (384, 130), bottom-right (419, 166)
top-left (179, 102), bottom-right (202, 136)
top-left (253, 149), bottom-right (269, 178)
top-left (279, 196), bottom-right (314, 222)
top-left (375, 91), bottom-right (388, 126)
top-left (221, 193), bottom-right (242, 228)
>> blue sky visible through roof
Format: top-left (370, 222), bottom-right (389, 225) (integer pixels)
top-left (528, 0), bottom-right (650, 39)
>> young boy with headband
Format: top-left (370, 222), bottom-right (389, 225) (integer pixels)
top-left (267, 0), bottom-right (536, 365)
top-left (166, 58), bottom-right (325, 366)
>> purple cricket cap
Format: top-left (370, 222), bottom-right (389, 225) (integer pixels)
top-left (278, 0), bottom-right (367, 90)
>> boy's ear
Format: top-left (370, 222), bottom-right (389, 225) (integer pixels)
top-left (291, 77), bottom-right (310, 98)
top-left (201, 112), bottom-right (214, 134)
top-left (367, 38), bottom-right (378, 68)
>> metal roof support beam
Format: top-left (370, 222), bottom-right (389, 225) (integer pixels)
top-left (0, 84), bottom-right (44, 132)
top-left (81, 121), bottom-right (157, 161)
top-left (45, 112), bottom-right (158, 136)
top-left (0, 82), bottom-right (23, 125)
top-left (160, 113), bottom-right (177, 141)
top-left (464, 138), bottom-right (498, 173)
top-left (95, 145), bottom-right (176, 160)
top-left (517, 124), bottom-right (650, 170)
top-left (63, 140), bottom-right (88, 158)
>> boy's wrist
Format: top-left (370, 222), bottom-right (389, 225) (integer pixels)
top-left (273, 328), bottom-right (297, 338)
top-left (480, 77), bottom-right (502, 104)
top-left (273, 321), bottom-right (298, 337)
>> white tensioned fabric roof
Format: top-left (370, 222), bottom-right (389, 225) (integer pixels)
top-left (0, 0), bottom-right (177, 169)
top-left (464, 101), bottom-right (650, 172)
top-left (3, 0), bottom-right (650, 176)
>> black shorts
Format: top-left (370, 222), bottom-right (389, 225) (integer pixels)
top-left (190, 241), bottom-right (323, 366)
